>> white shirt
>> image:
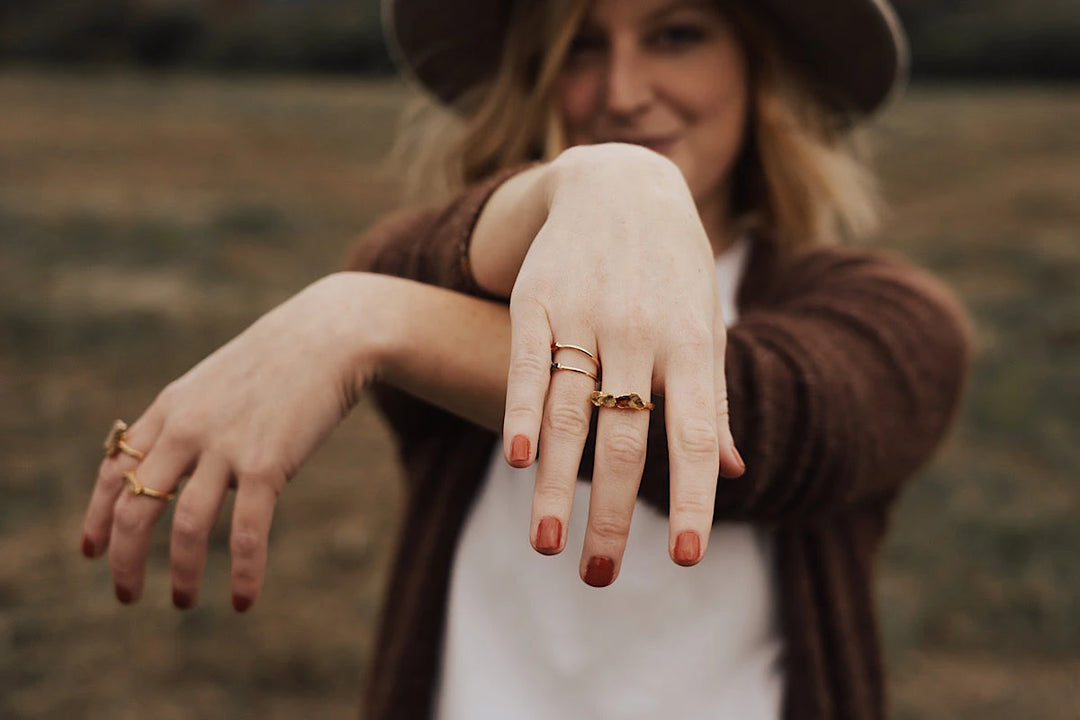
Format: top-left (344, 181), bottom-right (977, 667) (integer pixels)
top-left (436, 237), bottom-right (783, 719)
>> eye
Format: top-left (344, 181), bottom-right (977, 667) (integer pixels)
top-left (567, 32), bottom-right (605, 58)
top-left (649, 23), bottom-right (707, 50)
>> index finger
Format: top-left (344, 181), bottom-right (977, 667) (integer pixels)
top-left (82, 409), bottom-right (165, 558)
top-left (502, 295), bottom-right (552, 468)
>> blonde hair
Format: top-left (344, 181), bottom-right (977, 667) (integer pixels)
top-left (390, 0), bottom-right (880, 250)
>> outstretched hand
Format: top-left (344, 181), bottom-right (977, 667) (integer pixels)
top-left (501, 145), bottom-right (744, 587)
top-left (81, 274), bottom-right (384, 611)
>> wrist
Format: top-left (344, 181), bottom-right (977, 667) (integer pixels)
top-left (548, 143), bottom-right (688, 208)
top-left (309, 272), bottom-right (401, 400)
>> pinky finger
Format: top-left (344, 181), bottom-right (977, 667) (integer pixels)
top-left (229, 479), bottom-right (279, 613)
top-left (503, 296), bottom-right (552, 468)
top-left (714, 287), bottom-right (745, 479)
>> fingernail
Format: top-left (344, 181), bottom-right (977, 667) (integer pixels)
top-left (172, 589), bottom-right (193, 610)
top-left (232, 594), bottom-right (252, 613)
top-left (535, 517), bottom-right (561, 555)
top-left (584, 556), bottom-right (615, 587)
top-left (510, 435), bottom-right (530, 465)
top-left (115, 584), bottom-right (134, 605)
top-left (673, 531), bottom-right (701, 566)
top-left (732, 444), bottom-right (745, 472)
top-left (81, 536), bottom-right (95, 559)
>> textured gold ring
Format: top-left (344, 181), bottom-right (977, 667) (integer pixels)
top-left (104, 420), bottom-right (146, 461)
top-left (590, 391), bottom-right (655, 411)
top-left (551, 362), bottom-right (599, 382)
top-left (122, 470), bottom-right (175, 502)
top-left (551, 342), bottom-right (597, 363)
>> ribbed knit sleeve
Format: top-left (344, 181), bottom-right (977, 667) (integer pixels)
top-left (614, 246), bottom-right (973, 525)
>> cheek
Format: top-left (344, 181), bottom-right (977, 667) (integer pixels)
top-left (556, 76), bottom-right (598, 142)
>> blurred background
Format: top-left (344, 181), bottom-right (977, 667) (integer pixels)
top-left (1, 1), bottom-right (1077, 718)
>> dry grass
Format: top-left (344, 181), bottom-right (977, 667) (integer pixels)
top-left (1, 71), bottom-right (1077, 718)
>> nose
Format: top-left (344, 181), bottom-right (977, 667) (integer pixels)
top-left (603, 40), bottom-right (652, 117)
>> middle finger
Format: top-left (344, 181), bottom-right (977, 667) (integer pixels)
top-left (110, 436), bottom-right (191, 604)
top-left (580, 353), bottom-right (654, 587)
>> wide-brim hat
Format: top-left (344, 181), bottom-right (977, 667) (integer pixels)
top-left (382, 0), bottom-right (908, 120)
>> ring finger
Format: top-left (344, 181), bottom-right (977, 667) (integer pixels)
top-left (170, 455), bottom-right (231, 609)
top-left (531, 342), bottom-right (599, 555)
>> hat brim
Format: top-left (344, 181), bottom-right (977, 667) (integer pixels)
top-left (384, 0), bottom-right (908, 118)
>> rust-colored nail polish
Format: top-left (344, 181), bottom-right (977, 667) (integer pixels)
top-left (81, 536), bottom-right (95, 559)
top-left (510, 435), bottom-right (530, 465)
top-left (232, 594), bottom-right (252, 613)
top-left (535, 517), bottom-right (561, 555)
top-left (115, 584), bottom-right (134, 605)
top-left (673, 531), bottom-right (701, 566)
top-left (172, 589), bottom-right (193, 610)
top-left (584, 556), bottom-right (615, 587)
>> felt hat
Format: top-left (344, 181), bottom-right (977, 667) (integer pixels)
top-left (382, 0), bottom-right (908, 119)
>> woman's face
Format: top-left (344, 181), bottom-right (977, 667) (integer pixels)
top-left (555, 0), bottom-right (749, 208)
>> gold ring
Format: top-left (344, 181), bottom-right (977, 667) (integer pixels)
top-left (551, 361), bottom-right (599, 382)
top-left (104, 420), bottom-right (146, 461)
top-left (551, 342), bottom-right (597, 362)
top-left (122, 470), bottom-right (175, 501)
top-left (590, 391), bottom-right (655, 411)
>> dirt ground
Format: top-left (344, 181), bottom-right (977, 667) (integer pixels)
top-left (1, 70), bottom-right (1077, 719)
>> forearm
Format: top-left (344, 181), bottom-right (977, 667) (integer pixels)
top-left (354, 273), bottom-right (510, 432)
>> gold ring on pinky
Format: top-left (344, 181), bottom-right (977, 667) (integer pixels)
top-left (551, 342), bottom-right (597, 362)
top-left (104, 419), bottom-right (146, 461)
top-left (551, 361), bottom-right (599, 382)
top-left (590, 391), bottom-right (655, 411)
top-left (122, 470), bottom-right (175, 501)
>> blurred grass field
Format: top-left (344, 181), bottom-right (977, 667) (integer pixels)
top-left (1, 70), bottom-right (1077, 719)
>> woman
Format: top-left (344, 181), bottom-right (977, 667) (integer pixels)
top-left (83, 0), bottom-right (970, 718)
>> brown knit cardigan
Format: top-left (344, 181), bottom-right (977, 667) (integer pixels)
top-left (345, 167), bottom-right (972, 720)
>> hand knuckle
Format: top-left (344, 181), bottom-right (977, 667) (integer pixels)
top-left (171, 512), bottom-right (209, 549)
top-left (512, 350), bottom-right (552, 380)
top-left (671, 420), bottom-right (719, 459)
top-left (671, 486), bottom-right (716, 518)
top-left (543, 402), bottom-right (592, 439)
top-left (504, 404), bottom-right (541, 428)
top-left (533, 479), bottom-right (575, 509)
top-left (231, 528), bottom-right (262, 562)
top-left (603, 427), bottom-right (647, 467)
top-left (588, 510), bottom-right (631, 543)
top-left (97, 466), bottom-right (124, 493)
top-left (113, 504), bottom-right (151, 536)
top-left (614, 306), bottom-right (660, 344)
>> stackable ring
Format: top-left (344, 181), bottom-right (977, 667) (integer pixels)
top-left (551, 362), bottom-right (599, 382)
top-left (590, 391), bottom-right (655, 411)
top-left (104, 420), bottom-right (146, 461)
top-left (551, 342), bottom-right (597, 363)
top-left (122, 470), bottom-right (175, 501)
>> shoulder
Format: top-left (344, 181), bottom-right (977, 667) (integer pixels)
top-left (779, 243), bottom-right (969, 322)
top-left (748, 240), bottom-right (974, 370)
